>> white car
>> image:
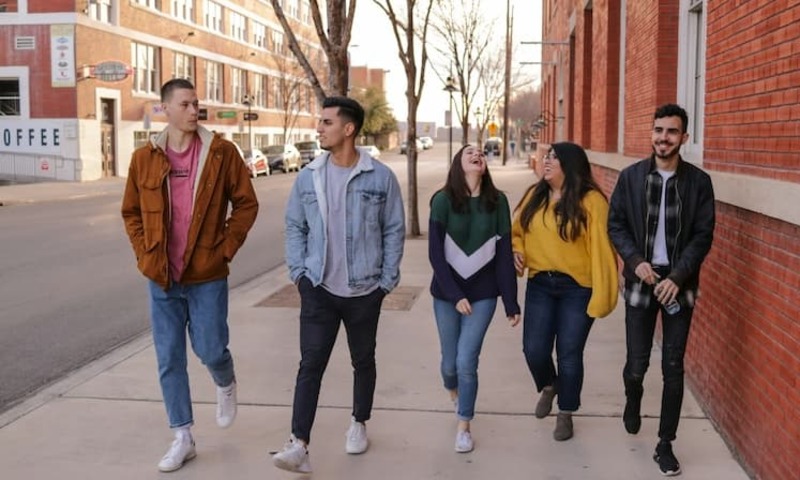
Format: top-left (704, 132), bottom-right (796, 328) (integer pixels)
top-left (361, 145), bottom-right (381, 159)
top-left (419, 136), bottom-right (434, 149)
top-left (243, 149), bottom-right (270, 177)
top-left (264, 144), bottom-right (301, 173)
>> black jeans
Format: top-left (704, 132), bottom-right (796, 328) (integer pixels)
top-left (623, 297), bottom-right (693, 442)
top-left (291, 277), bottom-right (385, 444)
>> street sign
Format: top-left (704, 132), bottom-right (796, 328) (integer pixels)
top-left (243, 112), bottom-right (259, 121)
top-left (216, 111), bottom-right (237, 119)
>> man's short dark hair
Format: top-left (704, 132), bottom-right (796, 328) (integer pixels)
top-left (322, 96), bottom-right (365, 137)
top-left (654, 103), bottom-right (689, 134)
top-left (161, 78), bottom-right (195, 102)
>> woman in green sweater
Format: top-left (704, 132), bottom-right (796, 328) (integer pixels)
top-left (512, 142), bottom-right (618, 441)
top-left (429, 144), bottom-right (521, 453)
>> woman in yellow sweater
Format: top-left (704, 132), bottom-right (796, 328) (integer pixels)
top-left (512, 142), bottom-right (618, 441)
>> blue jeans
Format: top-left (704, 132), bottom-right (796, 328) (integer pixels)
top-left (148, 278), bottom-right (235, 428)
top-left (291, 277), bottom-right (385, 444)
top-left (522, 272), bottom-right (594, 412)
top-left (433, 297), bottom-right (497, 421)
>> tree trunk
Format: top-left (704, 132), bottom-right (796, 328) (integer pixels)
top-left (406, 82), bottom-right (420, 237)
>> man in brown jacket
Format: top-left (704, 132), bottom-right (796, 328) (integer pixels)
top-left (121, 78), bottom-right (258, 472)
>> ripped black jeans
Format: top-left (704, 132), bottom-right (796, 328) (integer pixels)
top-left (623, 301), bottom-right (693, 442)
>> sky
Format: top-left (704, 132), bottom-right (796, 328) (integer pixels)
top-left (350, 0), bottom-right (542, 125)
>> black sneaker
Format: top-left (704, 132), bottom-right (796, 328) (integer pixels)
top-left (653, 441), bottom-right (682, 476)
top-left (623, 395), bottom-right (642, 434)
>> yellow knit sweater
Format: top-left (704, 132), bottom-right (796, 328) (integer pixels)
top-left (512, 189), bottom-right (619, 318)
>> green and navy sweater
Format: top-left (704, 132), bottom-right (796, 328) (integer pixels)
top-left (428, 191), bottom-right (520, 317)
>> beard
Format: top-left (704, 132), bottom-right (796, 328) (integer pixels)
top-left (652, 142), bottom-right (681, 160)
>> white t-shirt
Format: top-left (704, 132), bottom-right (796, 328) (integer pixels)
top-left (652, 169), bottom-right (676, 266)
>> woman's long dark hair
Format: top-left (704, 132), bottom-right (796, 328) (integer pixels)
top-left (432, 144), bottom-right (500, 213)
top-left (515, 142), bottom-right (605, 242)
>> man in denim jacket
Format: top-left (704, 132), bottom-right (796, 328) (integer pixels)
top-left (273, 96), bottom-right (405, 474)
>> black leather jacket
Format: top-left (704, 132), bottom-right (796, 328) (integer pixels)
top-left (608, 156), bottom-right (715, 291)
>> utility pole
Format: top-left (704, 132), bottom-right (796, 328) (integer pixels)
top-left (502, 0), bottom-right (512, 165)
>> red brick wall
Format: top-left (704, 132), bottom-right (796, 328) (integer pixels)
top-left (29, 0), bottom-right (72, 13)
top-left (0, 25), bottom-right (77, 118)
top-left (1, 1), bottom-right (19, 12)
top-left (622, 0), bottom-right (679, 157)
top-left (590, 0), bottom-right (620, 152)
top-left (574, 8), bottom-right (592, 148)
top-left (688, 204), bottom-right (800, 480)
top-left (704, 1), bottom-right (800, 183)
top-left (554, 1), bottom-right (800, 479)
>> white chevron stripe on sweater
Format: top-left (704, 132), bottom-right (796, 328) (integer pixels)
top-left (443, 233), bottom-right (499, 279)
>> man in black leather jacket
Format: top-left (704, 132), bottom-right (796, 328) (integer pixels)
top-left (608, 103), bottom-right (715, 477)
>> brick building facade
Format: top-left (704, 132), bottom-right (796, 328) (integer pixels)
top-left (537, 1), bottom-right (799, 479)
top-left (0, 0), bottom-right (321, 181)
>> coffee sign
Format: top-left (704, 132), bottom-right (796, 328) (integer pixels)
top-left (92, 61), bottom-right (131, 82)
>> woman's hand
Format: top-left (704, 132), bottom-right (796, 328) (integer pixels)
top-left (507, 314), bottom-right (521, 327)
top-left (456, 298), bottom-right (472, 316)
top-left (513, 251), bottom-right (525, 275)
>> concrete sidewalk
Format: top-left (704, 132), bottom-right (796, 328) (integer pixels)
top-left (0, 162), bottom-right (749, 479)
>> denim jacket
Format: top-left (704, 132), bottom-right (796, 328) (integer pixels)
top-left (285, 150), bottom-right (405, 293)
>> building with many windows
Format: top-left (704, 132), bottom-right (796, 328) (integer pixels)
top-left (0, 0), bottom-right (322, 181)
top-left (535, 2), bottom-right (799, 479)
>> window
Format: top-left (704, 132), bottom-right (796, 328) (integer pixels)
top-left (254, 73), bottom-right (267, 108)
top-left (255, 134), bottom-right (270, 149)
top-left (131, 42), bottom-right (160, 94)
top-left (205, 60), bottom-right (222, 102)
top-left (231, 133), bottom-right (247, 149)
top-left (287, 0), bottom-right (298, 18)
top-left (134, 0), bottom-right (161, 9)
top-left (0, 78), bottom-right (21, 116)
top-left (171, 0), bottom-right (193, 22)
top-left (134, 131), bottom-right (151, 149)
top-left (272, 76), bottom-right (284, 108)
top-left (231, 67), bottom-right (246, 104)
top-left (204, 0), bottom-right (223, 33)
top-left (88, 0), bottom-right (113, 23)
top-left (678, 0), bottom-right (706, 162)
top-left (173, 52), bottom-right (194, 82)
top-left (253, 21), bottom-right (266, 48)
top-left (230, 11), bottom-right (246, 41)
top-left (301, 0), bottom-right (310, 23)
top-left (271, 29), bottom-right (284, 54)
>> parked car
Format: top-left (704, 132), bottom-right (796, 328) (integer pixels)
top-left (360, 145), bottom-right (381, 159)
top-left (264, 144), bottom-right (301, 173)
top-left (242, 148), bottom-right (270, 177)
top-left (483, 137), bottom-right (503, 156)
top-left (295, 140), bottom-right (324, 167)
top-left (400, 138), bottom-right (425, 154)
top-left (419, 136), bottom-right (434, 149)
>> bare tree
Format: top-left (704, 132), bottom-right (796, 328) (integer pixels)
top-left (475, 51), bottom-right (533, 148)
top-left (274, 54), bottom-right (308, 143)
top-left (270, 0), bottom-right (356, 103)
top-left (429, 0), bottom-right (493, 146)
top-left (372, 0), bottom-right (435, 237)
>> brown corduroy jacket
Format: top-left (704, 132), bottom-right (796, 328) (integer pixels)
top-left (121, 126), bottom-right (258, 289)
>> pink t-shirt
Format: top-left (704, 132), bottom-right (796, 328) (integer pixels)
top-left (166, 135), bottom-right (200, 283)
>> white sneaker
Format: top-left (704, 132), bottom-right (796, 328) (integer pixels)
top-left (455, 430), bottom-right (474, 453)
top-left (345, 418), bottom-right (369, 454)
top-left (158, 435), bottom-right (196, 472)
top-left (216, 381), bottom-right (237, 428)
top-left (273, 435), bottom-right (312, 473)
